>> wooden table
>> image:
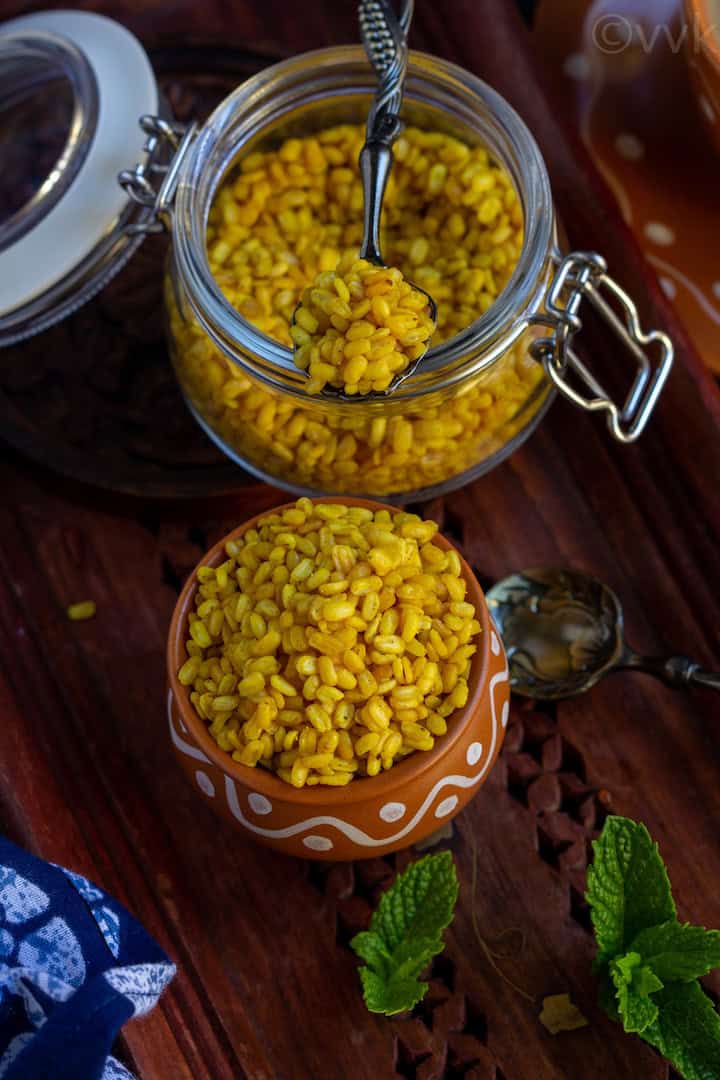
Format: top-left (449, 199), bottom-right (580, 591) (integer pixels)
top-left (1, 2), bottom-right (719, 1078)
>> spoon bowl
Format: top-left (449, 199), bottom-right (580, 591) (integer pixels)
top-left (291, 277), bottom-right (437, 402)
top-left (487, 568), bottom-right (624, 699)
top-left (487, 567), bottom-right (720, 699)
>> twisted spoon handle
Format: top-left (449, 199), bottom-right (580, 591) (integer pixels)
top-left (620, 651), bottom-right (720, 691)
top-left (358, 0), bottom-right (413, 264)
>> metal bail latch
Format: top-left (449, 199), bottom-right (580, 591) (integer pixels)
top-left (530, 252), bottom-right (674, 443)
top-left (118, 115), bottom-right (198, 235)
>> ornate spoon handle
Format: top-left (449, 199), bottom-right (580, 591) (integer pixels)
top-left (357, 0), bottom-right (413, 264)
top-left (620, 651), bottom-right (720, 692)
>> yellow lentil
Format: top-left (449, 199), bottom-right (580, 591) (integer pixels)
top-left (180, 500), bottom-right (481, 787)
top-left (67, 601), bottom-right (96, 621)
top-left (168, 124), bottom-right (548, 496)
top-left (292, 256), bottom-right (435, 394)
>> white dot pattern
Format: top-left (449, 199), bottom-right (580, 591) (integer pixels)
top-left (466, 742), bottom-right (483, 766)
top-left (435, 795), bottom-right (459, 818)
top-left (303, 835), bottom-right (333, 852)
top-left (379, 802), bottom-right (406, 823)
top-left (195, 770), bottom-right (215, 798)
top-left (615, 133), bottom-right (644, 161)
top-left (644, 222), bottom-right (676, 247)
top-left (248, 792), bottom-right (272, 815)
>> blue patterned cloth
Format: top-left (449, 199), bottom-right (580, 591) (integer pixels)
top-left (0, 838), bottom-right (175, 1079)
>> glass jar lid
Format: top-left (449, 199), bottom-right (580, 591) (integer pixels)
top-left (0, 9), bottom-right (158, 344)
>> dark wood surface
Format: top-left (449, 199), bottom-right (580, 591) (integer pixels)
top-left (1, 2), bottom-right (719, 1079)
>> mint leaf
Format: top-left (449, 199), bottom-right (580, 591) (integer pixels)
top-left (355, 945), bottom-right (440, 1016)
top-left (612, 951), bottom-right (642, 984)
top-left (632, 965), bottom-right (664, 998)
top-left (351, 852), bottom-right (458, 1016)
top-left (350, 931), bottom-right (391, 974)
top-left (356, 936), bottom-right (447, 1015)
top-left (611, 951), bottom-right (663, 998)
top-left (586, 816), bottom-right (675, 968)
top-left (615, 987), bottom-right (659, 1034)
top-left (598, 968), bottom-right (620, 1022)
top-left (643, 982), bottom-right (720, 1080)
top-left (389, 935), bottom-right (446, 981)
top-left (372, 850), bottom-right (458, 950)
top-left (610, 952), bottom-right (662, 1033)
top-left (359, 969), bottom-right (428, 1016)
top-left (629, 921), bottom-right (720, 984)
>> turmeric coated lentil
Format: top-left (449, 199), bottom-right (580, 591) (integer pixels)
top-left (291, 256), bottom-right (435, 394)
top-left (179, 500), bottom-right (481, 788)
top-left (67, 601), bottom-right (96, 621)
top-left (208, 125), bottom-right (521, 342)
top-left (168, 124), bottom-right (548, 495)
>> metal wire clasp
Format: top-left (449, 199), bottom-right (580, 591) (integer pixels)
top-left (118, 115), bottom-right (198, 235)
top-left (531, 252), bottom-right (674, 443)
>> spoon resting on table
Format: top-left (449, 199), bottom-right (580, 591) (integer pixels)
top-left (291, 0), bottom-right (437, 401)
top-left (486, 567), bottom-right (720, 700)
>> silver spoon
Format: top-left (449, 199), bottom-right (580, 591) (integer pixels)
top-left (486, 567), bottom-right (720, 700)
top-left (291, 0), bottom-right (437, 401)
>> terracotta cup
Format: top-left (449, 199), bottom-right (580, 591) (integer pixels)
top-left (166, 498), bottom-right (509, 860)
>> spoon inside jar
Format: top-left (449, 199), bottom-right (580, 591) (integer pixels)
top-left (486, 567), bottom-right (720, 700)
top-left (290, 0), bottom-right (437, 401)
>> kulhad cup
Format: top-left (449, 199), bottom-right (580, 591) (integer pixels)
top-left (166, 498), bottom-right (509, 860)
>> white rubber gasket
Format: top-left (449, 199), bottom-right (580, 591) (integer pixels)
top-left (0, 10), bottom-right (157, 316)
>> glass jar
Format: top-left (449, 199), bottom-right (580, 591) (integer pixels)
top-left (0, 16), bottom-right (673, 501)
top-left (160, 46), bottom-right (672, 501)
top-left (163, 48), bottom-right (558, 501)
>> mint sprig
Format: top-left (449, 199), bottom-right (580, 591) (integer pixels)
top-left (351, 851), bottom-right (458, 1016)
top-left (587, 816), bottom-right (720, 1079)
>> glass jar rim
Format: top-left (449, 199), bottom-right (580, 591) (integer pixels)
top-left (173, 45), bottom-right (554, 401)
